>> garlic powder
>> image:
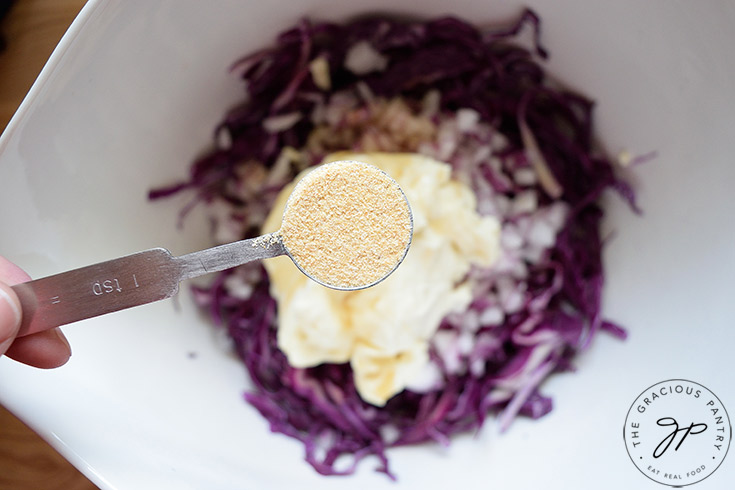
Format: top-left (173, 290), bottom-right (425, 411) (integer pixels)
top-left (279, 160), bottom-right (412, 290)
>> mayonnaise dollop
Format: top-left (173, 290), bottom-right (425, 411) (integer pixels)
top-left (263, 152), bottom-right (500, 406)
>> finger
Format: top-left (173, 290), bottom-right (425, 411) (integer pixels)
top-left (0, 255), bottom-right (32, 285)
top-left (0, 281), bottom-right (22, 356)
top-left (0, 256), bottom-right (72, 367)
top-left (4, 328), bottom-right (72, 369)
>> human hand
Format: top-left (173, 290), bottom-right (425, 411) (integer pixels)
top-left (0, 256), bottom-right (71, 368)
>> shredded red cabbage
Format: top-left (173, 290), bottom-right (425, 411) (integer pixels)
top-left (153, 8), bottom-right (638, 479)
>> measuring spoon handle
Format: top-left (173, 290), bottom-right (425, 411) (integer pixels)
top-left (12, 234), bottom-right (285, 336)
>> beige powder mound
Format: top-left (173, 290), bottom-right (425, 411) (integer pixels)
top-left (279, 160), bottom-right (412, 289)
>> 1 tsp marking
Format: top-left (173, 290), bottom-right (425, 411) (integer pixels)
top-left (92, 278), bottom-right (123, 296)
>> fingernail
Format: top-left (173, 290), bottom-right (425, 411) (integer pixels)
top-left (0, 285), bottom-right (22, 350)
top-left (54, 328), bottom-right (72, 356)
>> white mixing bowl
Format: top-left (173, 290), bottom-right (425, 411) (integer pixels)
top-left (1, 1), bottom-right (733, 489)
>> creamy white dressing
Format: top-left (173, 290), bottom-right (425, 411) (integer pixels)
top-left (263, 152), bottom-right (501, 406)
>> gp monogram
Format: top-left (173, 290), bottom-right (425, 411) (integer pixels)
top-left (624, 379), bottom-right (731, 486)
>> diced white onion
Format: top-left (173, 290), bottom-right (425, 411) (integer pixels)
top-left (262, 112), bottom-right (302, 133)
top-left (456, 108), bottom-right (480, 133)
top-left (510, 190), bottom-right (538, 215)
top-left (344, 41), bottom-right (389, 75)
top-left (406, 361), bottom-right (444, 393)
top-left (513, 167), bottom-right (537, 186)
top-left (479, 306), bottom-right (504, 326)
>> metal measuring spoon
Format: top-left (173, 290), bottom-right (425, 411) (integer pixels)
top-left (12, 161), bottom-right (413, 337)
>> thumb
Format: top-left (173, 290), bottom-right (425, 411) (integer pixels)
top-left (0, 281), bottom-right (22, 355)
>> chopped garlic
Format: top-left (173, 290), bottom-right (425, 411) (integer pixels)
top-left (309, 56), bottom-right (331, 91)
top-left (618, 149), bottom-right (632, 167)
